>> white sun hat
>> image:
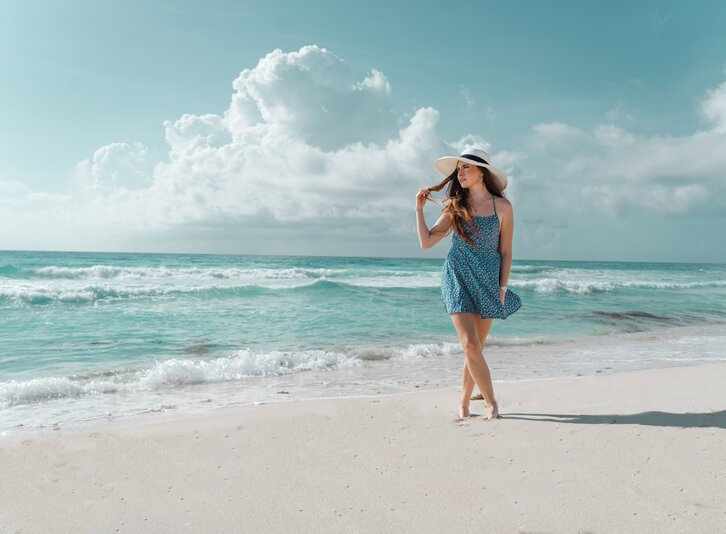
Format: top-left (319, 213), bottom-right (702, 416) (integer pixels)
top-left (434, 147), bottom-right (508, 191)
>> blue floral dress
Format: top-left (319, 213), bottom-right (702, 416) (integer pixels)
top-left (441, 196), bottom-right (522, 319)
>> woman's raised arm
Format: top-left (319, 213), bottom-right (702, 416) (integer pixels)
top-left (417, 209), bottom-right (453, 249)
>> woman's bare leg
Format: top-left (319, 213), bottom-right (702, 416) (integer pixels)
top-left (468, 317), bottom-right (494, 401)
top-left (452, 313), bottom-right (499, 420)
top-left (461, 360), bottom-right (476, 416)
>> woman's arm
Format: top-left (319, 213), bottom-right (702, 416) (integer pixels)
top-left (417, 209), bottom-right (453, 249)
top-left (497, 198), bottom-right (514, 295)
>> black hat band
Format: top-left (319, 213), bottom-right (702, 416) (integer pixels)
top-left (461, 154), bottom-right (489, 165)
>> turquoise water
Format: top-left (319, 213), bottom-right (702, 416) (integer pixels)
top-left (2, 250), bottom-right (726, 433)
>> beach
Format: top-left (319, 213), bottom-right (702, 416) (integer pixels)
top-left (5, 4), bottom-right (726, 531)
top-left (2, 251), bottom-right (726, 532)
top-left (2, 360), bottom-right (725, 534)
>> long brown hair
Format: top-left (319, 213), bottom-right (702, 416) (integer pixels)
top-left (424, 164), bottom-right (506, 247)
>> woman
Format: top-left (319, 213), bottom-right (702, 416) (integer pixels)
top-left (415, 148), bottom-right (522, 421)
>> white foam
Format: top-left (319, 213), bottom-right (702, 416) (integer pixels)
top-left (393, 335), bottom-right (557, 361)
top-left (510, 276), bottom-right (726, 294)
top-left (511, 278), bottom-right (616, 294)
top-left (0, 376), bottom-right (120, 408)
top-left (0, 334), bottom-right (559, 409)
top-left (5, 263), bottom-right (724, 301)
top-left (0, 265), bottom-right (450, 303)
top-left (396, 341), bottom-right (462, 360)
top-left (0, 347), bottom-right (363, 409)
top-left (136, 348), bottom-right (361, 389)
top-left (31, 265), bottom-right (348, 281)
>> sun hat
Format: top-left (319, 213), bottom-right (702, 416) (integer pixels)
top-left (434, 147), bottom-right (508, 191)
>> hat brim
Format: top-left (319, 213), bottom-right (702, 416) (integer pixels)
top-left (434, 156), bottom-right (508, 191)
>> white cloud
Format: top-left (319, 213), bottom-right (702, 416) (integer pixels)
top-left (4, 44), bottom-right (726, 261)
top-left (702, 80), bottom-right (726, 132)
top-left (531, 122), bottom-right (587, 145)
top-left (163, 113), bottom-right (231, 154)
top-left (354, 68), bottom-right (391, 95)
top-left (224, 45), bottom-right (398, 151)
top-left (498, 82), bottom-right (726, 258)
top-left (522, 81), bottom-right (726, 218)
top-left (1, 45), bottom-right (475, 252)
top-left (73, 142), bottom-right (153, 192)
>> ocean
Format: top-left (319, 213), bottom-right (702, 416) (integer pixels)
top-left (1, 249), bottom-right (725, 435)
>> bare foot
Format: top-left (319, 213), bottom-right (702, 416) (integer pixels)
top-left (483, 401), bottom-right (500, 420)
top-left (458, 403), bottom-right (470, 419)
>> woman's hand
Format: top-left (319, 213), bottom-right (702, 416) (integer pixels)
top-left (416, 188), bottom-right (432, 210)
top-left (499, 287), bottom-right (506, 305)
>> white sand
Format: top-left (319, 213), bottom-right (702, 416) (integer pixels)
top-left (2, 361), bottom-right (725, 533)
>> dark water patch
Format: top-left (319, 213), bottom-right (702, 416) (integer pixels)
top-left (181, 342), bottom-right (220, 356)
top-left (590, 309), bottom-right (697, 333)
top-left (593, 310), bottom-right (676, 323)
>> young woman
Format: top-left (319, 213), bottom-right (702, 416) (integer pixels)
top-left (415, 148), bottom-right (522, 421)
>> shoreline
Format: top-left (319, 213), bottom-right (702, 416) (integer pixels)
top-left (3, 321), bottom-right (726, 437)
top-left (5, 325), bottom-right (726, 444)
top-left (2, 360), bottom-right (725, 533)
top-left (6, 356), bottom-right (726, 441)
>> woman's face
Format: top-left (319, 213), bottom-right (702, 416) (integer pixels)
top-left (456, 161), bottom-right (483, 188)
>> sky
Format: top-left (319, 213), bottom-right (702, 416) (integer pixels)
top-left (2, 0), bottom-right (726, 262)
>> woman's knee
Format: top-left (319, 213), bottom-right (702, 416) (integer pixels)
top-left (461, 338), bottom-right (480, 356)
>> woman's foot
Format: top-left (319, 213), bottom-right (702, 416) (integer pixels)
top-left (483, 401), bottom-right (500, 420)
top-left (458, 403), bottom-right (471, 419)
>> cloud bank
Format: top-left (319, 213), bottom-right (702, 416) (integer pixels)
top-left (1, 44), bottom-right (725, 260)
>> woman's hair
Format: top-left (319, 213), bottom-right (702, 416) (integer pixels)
top-left (425, 164), bottom-right (506, 247)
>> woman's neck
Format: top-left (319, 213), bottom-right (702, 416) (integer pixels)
top-left (468, 187), bottom-right (493, 202)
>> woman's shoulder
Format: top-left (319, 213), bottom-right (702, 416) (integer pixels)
top-left (495, 196), bottom-right (513, 212)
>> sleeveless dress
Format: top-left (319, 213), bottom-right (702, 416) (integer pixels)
top-left (441, 196), bottom-right (522, 319)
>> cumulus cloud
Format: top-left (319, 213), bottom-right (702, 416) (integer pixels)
top-left (73, 142), bottom-right (154, 192)
top-left (483, 83), bottom-right (726, 258)
top-left (3, 43), bottom-right (726, 260)
top-left (1, 45), bottom-right (484, 252)
top-left (354, 68), bottom-right (391, 95)
top-left (519, 84), bottom-right (726, 219)
top-left (224, 45), bottom-right (398, 150)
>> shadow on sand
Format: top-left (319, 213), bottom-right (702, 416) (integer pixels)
top-left (501, 410), bottom-right (726, 429)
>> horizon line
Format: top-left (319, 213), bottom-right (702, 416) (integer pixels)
top-left (1, 248), bottom-right (724, 266)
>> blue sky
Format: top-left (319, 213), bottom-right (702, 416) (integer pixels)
top-left (2, 1), bottom-right (726, 261)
